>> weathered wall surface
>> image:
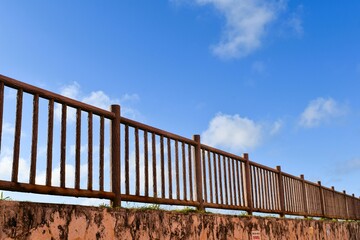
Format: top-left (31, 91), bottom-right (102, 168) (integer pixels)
top-left (0, 200), bottom-right (359, 240)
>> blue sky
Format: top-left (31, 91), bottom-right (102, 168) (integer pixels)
top-left (1, 0), bottom-right (360, 204)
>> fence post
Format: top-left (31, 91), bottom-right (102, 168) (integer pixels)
top-left (300, 174), bottom-right (308, 218)
top-left (343, 190), bottom-right (348, 220)
top-left (110, 105), bottom-right (121, 207)
top-left (244, 153), bottom-right (253, 215)
top-left (318, 181), bottom-right (325, 218)
top-left (276, 166), bottom-right (285, 217)
top-left (358, 196), bottom-right (360, 220)
top-left (331, 186), bottom-right (336, 218)
top-left (193, 134), bottom-right (204, 211)
top-left (354, 194), bottom-right (359, 220)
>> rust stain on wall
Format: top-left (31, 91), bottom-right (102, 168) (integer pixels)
top-left (0, 201), bottom-right (359, 239)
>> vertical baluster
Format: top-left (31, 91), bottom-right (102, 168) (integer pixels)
top-left (263, 170), bottom-right (271, 210)
top-left (269, 172), bottom-right (275, 211)
top-left (283, 176), bottom-right (288, 212)
top-left (175, 140), bottom-right (180, 200)
top-left (182, 142), bottom-right (187, 200)
top-left (125, 124), bottom-right (129, 194)
top-left (87, 112), bottom-right (93, 190)
top-left (227, 157), bottom-right (233, 205)
top-left (240, 161), bottom-right (245, 206)
top-left (135, 127), bottom-right (140, 196)
top-left (202, 149), bottom-right (207, 203)
top-left (207, 151), bottom-right (213, 204)
top-left (235, 160), bottom-right (241, 206)
top-left (227, 157), bottom-right (232, 205)
top-left (75, 108), bottom-right (81, 190)
top-left (218, 154), bottom-right (223, 205)
top-left (152, 132), bottom-right (157, 198)
top-left (99, 116), bottom-right (104, 191)
top-left (46, 99), bottom-right (54, 186)
top-left (12, 89), bottom-right (23, 183)
top-left (256, 167), bottom-right (261, 209)
top-left (160, 135), bottom-right (165, 198)
top-left (167, 137), bottom-right (172, 199)
top-left (223, 156), bottom-right (228, 205)
top-left (188, 144), bottom-right (193, 201)
top-left (60, 104), bottom-right (67, 188)
top-left (213, 153), bottom-right (218, 204)
top-left (144, 130), bottom-right (149, 197)
top-left (290, 178), bottom-right (295, 212)
top-left (231, 158), bottom-right (236, 206)
top-left (29, 94), bottom-right (39, 185)
top-left (0, 82), bottom-right (4, 151)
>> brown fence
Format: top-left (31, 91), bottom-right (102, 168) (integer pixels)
top-left (0, 74), bottom-right (359, 220)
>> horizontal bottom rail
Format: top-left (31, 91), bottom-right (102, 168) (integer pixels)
top-left (0, 180), bottom-right (114, 200)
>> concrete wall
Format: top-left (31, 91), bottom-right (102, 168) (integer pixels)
top-left (0, 200), bottom-right (359, 240)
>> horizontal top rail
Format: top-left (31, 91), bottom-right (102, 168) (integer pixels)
top-left (249, 160), bottom-right (280, 173)
top-left (200, 144), bottom-right (246, 162)
top-left (121, 116), bottom-right (196, 145)
top-left (0, 74), bottom-right (115, 119)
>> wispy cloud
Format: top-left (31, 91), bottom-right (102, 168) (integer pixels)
top-left (270, 119), bottom-right (283, 135)
top-left (55, 82), bottom-right (141, 121)
top-left (251, 61), bottom-right (266, 74)
top-left (179, 0), bottom-right (286, 58)
top-left (335, 158), bottom-right (360, 175)
top-left (285, 4), bottom-right (304, 37)
top-left (299, 97), bottom-right (347, 128)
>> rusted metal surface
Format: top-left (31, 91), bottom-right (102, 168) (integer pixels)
top-left (29, 94), bottom-right (39, 185)
top-left (110, 105), bottom-right (121, 207)
top-left (75, 108), bottom-right (81, 190)
top-left (193, 135), bottom-right (204, 211)
top-left (144, 130), bottom-right (149, 197)
top-left (60, 104), bottom-right (67, 188)
top-left (0, 82), bottom-right (4, 151)
top-left (12, 89), bottom-right (23, 183)
top-left (99, 116), bottom-right (105, 191)
top-left (0, 74), bottom-right (360, 220)
top-left (88, 112), bottom-right (93, 191)
top-left (46, 99), bottom-right (54, 186)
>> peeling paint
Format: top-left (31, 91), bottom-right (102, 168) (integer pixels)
top-left (0, 201), bottom-right (359, 239)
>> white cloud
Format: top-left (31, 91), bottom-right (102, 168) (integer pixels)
top-left (82, 91), bottom-right (114, 110)
top-left (60, 82), bottom-right (81, 99)
top-left (270, 119), bottom-right (283, 135)
top-left (299, 97), bottom-right (346, 128)
top-left (2, 122), bottom-right (15, 135)
top-left (202, 113), bottom-right (263, 152)
top-left (191, 0), bottom-right (285, 58)
top-left (0, 147), bottom-right (29, 182)
top-left (54, 82), bottom-right (141, 121)
top-left (36, 163), bottom-right (88, 188)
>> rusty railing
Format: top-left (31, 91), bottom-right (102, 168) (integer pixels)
top-left (0, 74), bottom-right (359, 220)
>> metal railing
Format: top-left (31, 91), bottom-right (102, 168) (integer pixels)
top-left (0, 74), bottom-right (359, 220)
